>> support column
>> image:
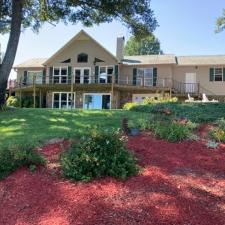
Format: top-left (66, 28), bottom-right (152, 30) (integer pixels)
top-left (70, 72), bottom-right (74, 109)
top-left (39, 90), bottom-right (42, 108)
top-left (111, 74), bottom-right (114, 109)
top-left (33, 75), bottom-right (36, 108)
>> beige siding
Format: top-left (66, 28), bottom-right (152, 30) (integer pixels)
top-left (46, 39), bottom-right (117, 79)
top-left (120, 64), bottom-right (173, 84)
top-left (16, 68), bottom-right (43, 82)
top-left (173, 65), bottom-right (225, 95)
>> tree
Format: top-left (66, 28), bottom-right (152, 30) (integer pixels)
top-left (216, 9), bottom-right (225, 32)
top-left (0, 0), bottom-right (158, 106)
top-left (124, 34), bottom-right (162, 56)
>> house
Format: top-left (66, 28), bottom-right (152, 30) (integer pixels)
top-left (12, 30), bottom-right (225, 109)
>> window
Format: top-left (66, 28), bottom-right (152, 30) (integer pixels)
top-left (214, 68), bottom-right (223, 81)
top-left (27, 71), bottom-right (43, 84)
top-left (52, 92), bottom-right (75, 109)
top-left (74, 68), bottom-right (91, 84)
top-left (77, 53), bottom-right (88, 63)
top-left (137, 68), bottom-right (153, 86)
top-left (53, 67), bottom-right (68, 84)
top-left (99, 66), bottom-right (114, 83)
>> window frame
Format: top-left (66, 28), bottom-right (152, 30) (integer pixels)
top-left (53, 67), bottom-right (68, 84)
top-left (99, 66), bottom-right (114, 84)
top-left (213, 67), bottom-right (223, 82)
top-left (137, 68), bottom-right (154, 86)
top-left (52, 92), bottom-right (76, 109)
top-left (74, 67), bottom-right (91, 84)
top-left (27, 70), bottom-right (43, 84)
top-left (77, 53), bottom-right (88, 63)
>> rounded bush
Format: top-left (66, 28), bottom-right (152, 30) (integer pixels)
top-left (60, 131), bottom-right (140, 182)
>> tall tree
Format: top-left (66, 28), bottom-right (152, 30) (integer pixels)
top-left (124, 34), bottom-right (162, 56)
top-left (0, 0), bottom-right (158, 106)
top-left (216, 9), bottom-right (225, 32)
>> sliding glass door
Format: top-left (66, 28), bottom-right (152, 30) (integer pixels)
top-left (83, 93), bottom-right (111, 109)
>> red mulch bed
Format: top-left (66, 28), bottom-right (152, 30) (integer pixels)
top-left (1, 134), bottom-right (225, 225)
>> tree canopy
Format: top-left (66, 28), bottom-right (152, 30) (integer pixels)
top-left (216, 9), bottom-right (225, 32)
top-left (124, 34), bottom-right (163, 56)
top-left (0, 0), bottom-right (158, 106)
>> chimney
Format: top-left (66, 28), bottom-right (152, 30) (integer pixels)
top-left (116, 36), bottom-right (125, 61)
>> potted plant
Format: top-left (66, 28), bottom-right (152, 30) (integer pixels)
top-left (129, 121), bottom-right (140, 136)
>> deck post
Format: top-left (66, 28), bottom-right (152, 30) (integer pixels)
top-left (19, 77), bottom-right (22, 108)
top-left (39, 90), bottom-right (42, 108)
top-left (33, 75), bottom-right (36, 108)
top-left (111, 74), bottom-right (114, 109)
top-left (71, 72), bottom-right (74, 109)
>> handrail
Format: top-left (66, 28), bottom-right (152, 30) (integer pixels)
top-left (172, 79), bottom-right (199, 94)
top-left (12, 75), bottom-right (173, 89)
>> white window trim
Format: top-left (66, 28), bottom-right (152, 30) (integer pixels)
top-left (53, 67), bottom-right (68, 84)
top-left (137, 68), bottom-right (154, 86)
top-left (213, 67), bottom-right (224, 82)
top-left (99, 65), bottom-right (114, 83)
top-left (27, 71), bottom-right (43, 84)
top-left (83, 93), bottom-right (111, 109)
top-left (74, 67), bottom-right (91, 84)
top-left (52, 92), bottom-right (76, 109)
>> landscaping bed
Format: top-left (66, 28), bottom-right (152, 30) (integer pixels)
top-left (1, 133), bottom-right (225, 225)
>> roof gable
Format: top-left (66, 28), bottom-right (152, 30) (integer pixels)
top-left (44, 30), bottom-right (118, 65)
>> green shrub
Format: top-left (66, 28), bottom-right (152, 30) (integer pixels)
top-left (6, 96), bottom-right (19, 107)
top-left (60, 131), bottom-right (140, 182)
top-left (123, 102), bottom-right (138, 110)
top-left (210, 128), bottom-right (225, 142)
top-left (210, 118), bottom-right (225, 142)
top-left (154, 122), bottom-right (191, 142)
top-left (0, 144), bottom-right (46, 179)
top-left (143, 97), bottom-right (178, 104)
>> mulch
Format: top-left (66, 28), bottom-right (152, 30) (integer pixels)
top-left (1, 131), bottom-right (225, 225)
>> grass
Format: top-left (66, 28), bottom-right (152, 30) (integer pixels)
top-left (0, 108), bottom-right (148, 149)
top-left (1, 103), bottom-right (225, 149)
top-left (130, 102), bottom-right (225, 123)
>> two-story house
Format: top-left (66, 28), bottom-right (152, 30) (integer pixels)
top-left (12, 30), bottom-right (225, 109)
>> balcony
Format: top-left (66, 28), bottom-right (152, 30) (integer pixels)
top-left (11, 75), bottom-right (202, 95)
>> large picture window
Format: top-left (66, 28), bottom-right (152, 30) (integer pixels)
top-left (137, 68), bottom-right (153, 86)
top-left (99, 66), bottom-right (114, 83)
top-left (53, 67), bottom-right (68, 84)
top-left (52, 92), bottom-right (75, 109)
top-left (25, 71), bottom-right (43, 84)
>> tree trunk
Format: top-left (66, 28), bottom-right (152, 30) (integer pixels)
top-left (0, 0), bottom-right (23, 106)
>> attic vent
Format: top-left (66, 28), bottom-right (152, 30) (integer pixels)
top-left (61, 58), bottom-right (71, 63)
top-left (94, 57), bottom-right (105, 65)
top-left (77, 53), bottom-right (88, 63)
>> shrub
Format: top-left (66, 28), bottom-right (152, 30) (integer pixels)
top-left (0, 144), bottom-right (46, 179)
top-left (210, 118), bottom-right (225, 142)
top-left (60, 131), bottom-right (140, 182)
top-left (6, 96), bottom-right (19, 107)
top-left (210, 128), bottom-right (225, 142)
top-left (143, 97), bottom-right (178, 104)
top-left (154, 122), bottom-right (191, 142)
top-left (123, 102), bottom-right (138, 110)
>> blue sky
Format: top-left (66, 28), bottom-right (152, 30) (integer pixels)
top-left (1, 0), bottom-right (225, 78)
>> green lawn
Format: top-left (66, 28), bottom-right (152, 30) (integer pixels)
top-left (0, 109), bottom-right (148, 149)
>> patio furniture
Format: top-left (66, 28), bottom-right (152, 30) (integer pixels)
top-left (185, 94), bottom-right (195, 102)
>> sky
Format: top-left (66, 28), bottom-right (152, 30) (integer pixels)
top-left (1, 0), bottom-right (225, 79)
